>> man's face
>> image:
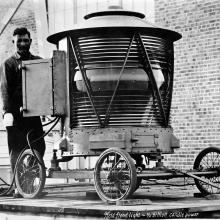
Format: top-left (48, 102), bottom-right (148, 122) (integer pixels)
top-left (13, 34), bottom-right (32, 55)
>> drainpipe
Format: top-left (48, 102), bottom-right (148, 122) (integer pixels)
top-left (0, 0), bottom-right (25, 36)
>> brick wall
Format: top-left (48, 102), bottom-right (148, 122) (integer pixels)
top-left (155, 0), bottom-right (220, 169)
top-left (0, 0), bottom-right (39, 64)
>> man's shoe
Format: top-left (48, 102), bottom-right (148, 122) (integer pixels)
top-left (0, 187), bottom-right (15, 197)
top-left (13, 188), bottom-right (23, 198)
top-left (13, 192), bottom-right (23, 198)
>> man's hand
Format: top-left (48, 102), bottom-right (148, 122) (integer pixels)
top-left (3, 113), bottom-right (14, 127)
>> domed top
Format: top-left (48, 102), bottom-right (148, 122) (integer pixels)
top-left (84, 6), bottom-right (145, 20)
top-left (47, 6), bottom-right (182, 44)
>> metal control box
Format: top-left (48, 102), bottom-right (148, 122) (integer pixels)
top-left (22, 50), bottom-right (66, 117)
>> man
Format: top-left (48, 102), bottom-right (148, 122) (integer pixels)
top-left (0, 27), bottom-right (46, 198)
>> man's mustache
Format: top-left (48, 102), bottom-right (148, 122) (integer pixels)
top-left (18, 46), bottom-right (29, 50)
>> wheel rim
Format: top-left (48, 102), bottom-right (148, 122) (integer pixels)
top-left (16, 150), bottom-right (45, 198)
top-left (194, 147), bottom-right (220, 195)
top-left (94, 148), bottom-right (136, 202)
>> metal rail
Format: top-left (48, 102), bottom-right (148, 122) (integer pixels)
top-left (137, 170), bottom-right (218, 178)
top-left (48, 169), bottom-right (220, 191)
top-left (0, 0), bottom-right (25, 36)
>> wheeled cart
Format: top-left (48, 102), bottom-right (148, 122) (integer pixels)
top-left (15, 137), bottom-right (220, 202)
top-left (15, 7), bottom-right (220, 203)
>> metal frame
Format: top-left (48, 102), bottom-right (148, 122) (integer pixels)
top-left (48, 168), bottom-right (220, 190)
top-left (69, 36), bottom-right (103, 127)
top-left (135, 33), bottom-right (167, 126)
top-left (68, 32), bottom-right (170, 128)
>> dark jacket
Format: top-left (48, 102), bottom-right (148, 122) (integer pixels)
top-left (0, 52), bottom-right (41, 121)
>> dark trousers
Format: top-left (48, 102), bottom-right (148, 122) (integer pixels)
top-left (6, 116), bottom-right (45, 173)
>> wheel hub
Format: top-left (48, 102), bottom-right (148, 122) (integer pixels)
top-left (107, 171), bottom-right (127, 182)
top-left (22, 169), bottom-right (36, 179)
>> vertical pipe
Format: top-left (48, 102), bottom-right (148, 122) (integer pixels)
top-left (45, 0), bottom-right (49, 29)
top-left (73, 0), bottom-right (77, 24)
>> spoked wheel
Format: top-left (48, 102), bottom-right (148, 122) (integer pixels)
top-left (94, 148), bottom-right (137, 203)
top-left (193, 147), bottom-right (220, 195)
top-left (15, 149), bottom-right (46, 198)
